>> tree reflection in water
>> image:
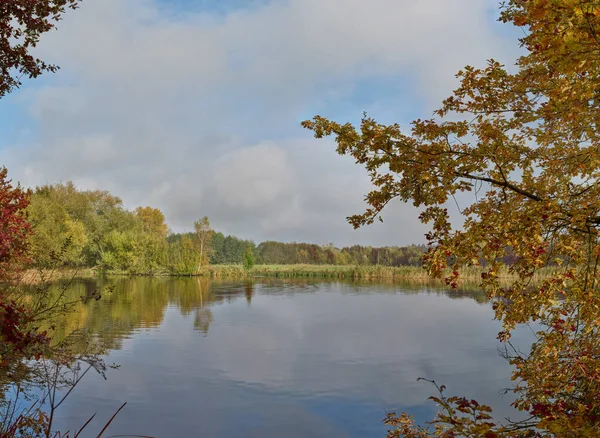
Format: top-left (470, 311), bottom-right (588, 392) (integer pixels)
top-left (44, 276), bottom-right (489, 353)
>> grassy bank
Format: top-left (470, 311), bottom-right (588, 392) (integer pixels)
top-left (198, 264), bottom-right (556, 281)
top-left (19, 268), bottom-right (98, 285)
top-left (199, 264), bottom-right (429, 279)
top-left (20, 264), bottom-right (557, 284)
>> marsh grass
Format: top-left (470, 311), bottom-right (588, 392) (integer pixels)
top-left (20, 268), bottom-right (98, 285)
top-left (199, 264), bottom-right (557, 282)
top-left (30, 264), bottom-right (556, 286)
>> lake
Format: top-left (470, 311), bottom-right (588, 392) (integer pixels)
top-left (44, 276), bottom-right (532, 437)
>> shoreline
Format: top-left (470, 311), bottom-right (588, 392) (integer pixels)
top-left (19, 268), bottom-right (98, 285)
top-left (20, 264), bottom-right (556, 284)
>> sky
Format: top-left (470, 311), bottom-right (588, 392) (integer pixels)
top-left (0, 0), bottom-right (521, 246)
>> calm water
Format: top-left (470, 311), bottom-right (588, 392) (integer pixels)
top-left (45, 277), bottom-right (532, 437)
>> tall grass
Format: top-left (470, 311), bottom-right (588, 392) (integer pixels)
top-left (19, 268), bottom-right (98, 285)
top-left (201, 264), bottom-right (427, 279)
top-left (199, 264), bottom-right (558, 281)
top-left (29, 264), bottom-right (557, 284)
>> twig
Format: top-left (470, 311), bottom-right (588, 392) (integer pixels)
top-left (95, 402), bottom-right (127, 438)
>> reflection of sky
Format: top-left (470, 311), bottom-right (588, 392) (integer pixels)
top-left (51, 281), bottom-right (534, 437)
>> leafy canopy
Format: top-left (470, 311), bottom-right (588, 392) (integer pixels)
top-left (303, 0), bottom-right (600, 435)
top-left (135, 206), bottom-right (168, 239)
top-left (0, 168), bottom-right (38, 359)
top-left (243, 245), bottom-right (255, 271)
top-left (0, 0), bottom-right (80, 98)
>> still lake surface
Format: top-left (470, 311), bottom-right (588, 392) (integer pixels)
top-left (48, 276), bottom-right (532, 437)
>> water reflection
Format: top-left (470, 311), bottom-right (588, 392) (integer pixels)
top-left (44, 277), bottom-right (530, 438)
top-left (51, 276), bottom-right (488, 351)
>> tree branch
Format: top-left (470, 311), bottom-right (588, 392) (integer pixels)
top-left (455, 172), bottom-right (542, 201)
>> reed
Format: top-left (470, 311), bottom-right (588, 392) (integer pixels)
top-left (23, 264), bottom-right (558, 284)
top-left (19, 268), bottom-right (98, 285)
top-left (199, 264), bottom-right (558, 281)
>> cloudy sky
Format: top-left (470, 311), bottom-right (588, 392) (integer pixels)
top-left (0, 0), bottom-right (520, 246)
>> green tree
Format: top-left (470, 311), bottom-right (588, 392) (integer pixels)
top-left (194, 216), bottom-right (214, 269)
top-left (243, 245), bottom-right (255, 271)
top-left (28, 183), bottom-right (145, 270)
top-left (28, 188), bottom-right (89, 267)
top-left (130, 230), bottom-right (168, 275)
top-left (167, 234), bottom-right (201, 275)
top-left (210, 232), bottom-right (226, 264)
top-left (303, 1), bottom-right (600, 435)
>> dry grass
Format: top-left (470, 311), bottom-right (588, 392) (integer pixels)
top-left (18, 268), bottom-right (97, 285)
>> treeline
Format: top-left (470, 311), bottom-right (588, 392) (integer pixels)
top-left (27, 182), bottom-right (425, 275)
top-left (255, 241), bottom-right (425, 266)
top-left (167, 233), bottom-right (425, 267)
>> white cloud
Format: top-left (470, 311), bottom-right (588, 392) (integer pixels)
top-left (0, 0), bottom-right (519, 245)
top-left (212, 143), bottom-right (294, 210)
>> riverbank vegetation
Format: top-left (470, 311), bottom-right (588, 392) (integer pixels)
top-left (26, 181), bottom-right (429, 276)
top-left (26, 181), bottom-right (560, 283)
top-left (200, 264), bottom-right (555, 282)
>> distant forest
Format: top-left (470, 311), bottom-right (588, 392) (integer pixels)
top-left (27, 182), bottom-right (425, 275)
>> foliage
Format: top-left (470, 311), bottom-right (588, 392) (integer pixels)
top-left (194, 216), bottom-right (214, 269)
top-left (0, 168), bottom-right (31, 282)
top-left (27, 183), bottom-right (431, 275)
top-left (28, 183), bottom-right (170, 275)
top-left (0, 167), bottom-right (46, 366)
top-left (28, 194), bottom-right (87, 268)
top-left (243, 245), bottom-right (255, 271)
top-left (135, 206), bottom-right (168, 239)
top-left (384, 380), bottom-right (509, 438)
top-left (303, 0), bottom-right (600, 434)
top-left (166, 234), bottom-right (201, 276)
top-left (209, 232), bottom-right (256, 264)
top-left (0, 0), bottom-right (81, 98)
top-left (256, 241), bottom-right (425, 266)
top-left (0, 249), bottom-right (118, 437)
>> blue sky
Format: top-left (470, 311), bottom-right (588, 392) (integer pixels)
top-left (155, 0), bottom-right (273, 15)
top-left (0, 0), bottom-right (520, 246)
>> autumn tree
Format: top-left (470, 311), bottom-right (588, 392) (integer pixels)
top-left (0, 0), bottom-right (81, 98)
top-left (194, 216), bottom-right (214, 270)
top-left (303, 0), bottom-right (600, 435)
top-left (135, 206), bottom-right (168, 239)
top-left (0, 168), bottom-right (31, 282)
top-left (0, 168), bottom-right (39, 361)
